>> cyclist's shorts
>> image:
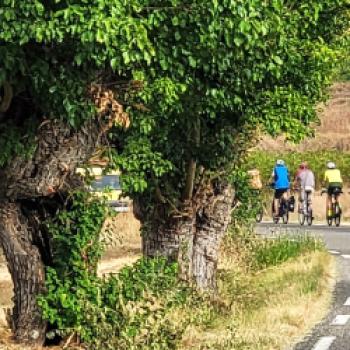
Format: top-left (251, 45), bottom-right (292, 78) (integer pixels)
top-left (327, 183), bottom-right (342, 196)
top-left (274, 188), bottom-right (288, 199)
top-left (304, 186), bottom-right (314, 193)
top-left (299, 188), bottom-right (313, 202)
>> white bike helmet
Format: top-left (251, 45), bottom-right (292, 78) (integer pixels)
top-left (276, 159), bottom-right (285, 165)
top-left (327, 161), bottom-right (336, 169)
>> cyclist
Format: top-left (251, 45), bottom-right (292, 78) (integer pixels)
top-left (271, 159), bottom-right (290, 217)
top-left (293, 162), bottom-right (315, 213)
top-left (323, 162), bottom-right (343, 218)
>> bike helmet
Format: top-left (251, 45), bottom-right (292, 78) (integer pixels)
top-left (276, 159), bottom-right (285, 165)
top-left (327, 161), bottom-right (336, 169)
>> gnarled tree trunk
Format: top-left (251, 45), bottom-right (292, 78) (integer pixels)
top-left (0, 84), bottom-right (127, 344)
top-left (0, 202), bottom-right (46, 344)
top-left (0, 121), bottom-right (112, 343)
top-left (139, 181), bottom-right (234, 290)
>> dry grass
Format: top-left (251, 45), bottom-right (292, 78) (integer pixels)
top-left (232, 252), bottom-right (334, 350)
top-left (180, 251), bottom-right (335, 350)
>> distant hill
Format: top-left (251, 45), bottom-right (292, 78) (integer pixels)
top-left (258, 82), bottom-right (350, 152)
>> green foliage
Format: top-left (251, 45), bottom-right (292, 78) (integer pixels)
top-left (38, 191), bottom-right (198, 349)
top-left (225, 228), bottom-right (324, 272)
top-left (110, 0), bottom-right (350, 206)
top-left (0, 120), bottom-right (37, 167)
top-left (246, 150), bottom-right (350, 189)
top-left (1, 0), bottom-right (349, 195)
top-left (335, 39), bottom-right (350, 81)
top-left (38, 191), bottom-right (110, 333)
top-left (231, 168), bottom-right (262, 225)
top-left (252, 235), bottom-right (324, 270)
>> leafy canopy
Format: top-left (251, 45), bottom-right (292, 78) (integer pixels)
top-left (0, 0), bottom-right (349, 198)
top-left (111, 0), bottom-right (349, 200)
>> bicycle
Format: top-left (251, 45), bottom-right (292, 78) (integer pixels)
top-left (321, 188), bottom-right (342, 227)
top-left (255, 204), bottom-right (264, 223)
top-left (298, 189), bottom-right (313, 226)
top-left (272, 193), bottom-right (289, 224)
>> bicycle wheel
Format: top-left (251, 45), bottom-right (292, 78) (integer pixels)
top-left (335, 203), bottom-right (341, 227)
top-left (306, 193), bottom-right (313, 226)
top-left (298, 210), bottom-right (305, 225)
top-left (327, 213), bottom-right (332, 226)
top-left (255, 208), bottom-right (263, 223)
top-left (282, 202), bottom-right (289, 224)
top-left (307, 209), bottom-right (313, 226)
top-left (327, 208), bottom-right (332, 226)
top-left (272, 202), bottom-right (279, 224)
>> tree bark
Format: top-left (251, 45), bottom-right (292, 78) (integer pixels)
top-left (0, 84), bottom-right (127, 345)
top-left (0, 202), bottom-right (46, 344)
top-left (0, 118), bottom-right (101, 345)
top-left (140, 181), bottom-right (234, 290)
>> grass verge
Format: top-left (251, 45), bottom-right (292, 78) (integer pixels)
top-left (180, 230), bottom-right (335, 350)
top-left (0, 227), bottom-right (334, 350)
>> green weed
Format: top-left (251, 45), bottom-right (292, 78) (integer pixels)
top-left (252, 235), bottom-right (324, 270)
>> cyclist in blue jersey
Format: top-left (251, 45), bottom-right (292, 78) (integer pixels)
top-left (271, 159), bottom-right (290, 217)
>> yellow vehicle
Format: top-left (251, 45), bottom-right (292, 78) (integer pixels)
top-left (76, 167), bottom-right (130, 212)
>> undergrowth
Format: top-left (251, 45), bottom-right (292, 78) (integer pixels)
top-left (252, 235), bottom-right (324, 270)
top-left (38, 191), bottom-right (329, 350)
top-left (38, 191), bottom-right (210, 350)
top-left (222, 227), bottom-right (325, 272)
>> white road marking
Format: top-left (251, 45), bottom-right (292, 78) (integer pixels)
top-left (344, 297), bottom-right (350, 306)
top-left (312, 336), bottom-right (336, 350)
top-left (341, 254), bottom-right (350, 259)
top-left (328, 250), bottom-right (340, 255)
top-left (331, 314), bottom-right (350, 325)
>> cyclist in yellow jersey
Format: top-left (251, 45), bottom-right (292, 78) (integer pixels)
top-left (324, 162), bottom-right (343, 217)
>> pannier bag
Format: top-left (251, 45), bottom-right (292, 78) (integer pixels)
top-left (247, 169), bottom-right (262, 190)
top-left (288, 195), bottom-right (295, 212)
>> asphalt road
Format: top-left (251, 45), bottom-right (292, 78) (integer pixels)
top-left (256, 222), bottom-right (350, 350)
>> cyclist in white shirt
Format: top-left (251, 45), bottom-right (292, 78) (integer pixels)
top-left (294, 162), bottom-right (315, 213)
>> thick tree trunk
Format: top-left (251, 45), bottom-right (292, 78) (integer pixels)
top-left (140, 182), bottom-right (234, 290)
top-left (0, 120), bottom-right (104, 345)
top-left (0, 84), bottom-right (127, 345)
top-left (0, 202), bottom-right (46, 344)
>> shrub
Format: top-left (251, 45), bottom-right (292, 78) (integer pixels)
top-left (38, 191), bottom-right (198, 349)
top-left (231, 168), bottom-right (263, 226)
